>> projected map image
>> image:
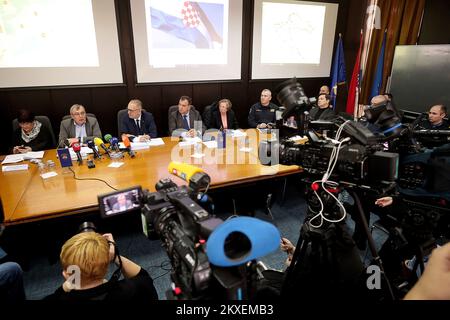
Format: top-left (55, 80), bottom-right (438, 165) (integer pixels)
top-left (145, 0), bottom-right (227, 67)
top-left (0, 0), bottom-right (99, 68)
top-left (261, 2), bottom-right (325, 64)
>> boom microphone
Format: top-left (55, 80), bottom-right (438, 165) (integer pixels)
top-left (71, 142), bottom-right (83, 164)
top-left (122, 135), bottom-right (135, 158)
top-left (94, 137), bottom-right (110, 157)
top-left (87, 140), bottom-right (101, 159)
top-left (168, 161), bottom-right (210, 190)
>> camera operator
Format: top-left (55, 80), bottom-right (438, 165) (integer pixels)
top-left (45, 231), bottom-right (158, 301)
top-left (415, 104), bottom-right (449, 149)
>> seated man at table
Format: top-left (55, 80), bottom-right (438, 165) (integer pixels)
top-left (415, 104), bottom-right (449, 148)
top-left (58, 104), bottom-right (102, 147)
top-left (248, 89), bottom-right (278, 129)
top-left (168, 95), bottom-right (205, 138)
top-left (119, 99), bottom-right (157, 142)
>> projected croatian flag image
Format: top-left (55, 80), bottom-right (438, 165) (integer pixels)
top-left (145, 0), bottom-right (227, 66)
top-left (149, 0), bottom-right (223, 49)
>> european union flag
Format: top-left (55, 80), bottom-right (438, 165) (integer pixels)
top-left (369, 31), bottom-right (387, 102)
top-left (330, 35), bottom-right (346, 109)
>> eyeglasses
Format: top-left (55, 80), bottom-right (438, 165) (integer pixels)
top-left (72, 112), bottom-right (86, 116)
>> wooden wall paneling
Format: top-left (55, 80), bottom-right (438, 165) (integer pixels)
top-left (90, 86), bottom-right (129, 138)
top-left (192, 83), bottom-right (221, 113)
top-left (49, 88), bottom-right (93, 140)
top-left (128, 85), bottom-right (164, 135)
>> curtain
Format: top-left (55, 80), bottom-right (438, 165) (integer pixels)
top-left (359, 0), bottom-right (425, 105)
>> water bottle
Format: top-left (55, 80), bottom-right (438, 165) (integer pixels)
top-left (217, 130), bottom-right (226, 149)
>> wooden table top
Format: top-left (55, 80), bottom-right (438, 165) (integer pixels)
top-left (1, 132), bottom-right (301, 225)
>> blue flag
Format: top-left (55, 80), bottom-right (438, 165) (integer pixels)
top-left (330, 36), bottom-right (346, 109)
top-left (369, 31), bottom-right (387, 102)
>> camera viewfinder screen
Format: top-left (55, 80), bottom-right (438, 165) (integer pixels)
top-left (98, 187), bottom-right (142, 218)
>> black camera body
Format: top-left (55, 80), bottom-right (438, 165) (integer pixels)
top-left (98, 176), bottom-right (269, 300)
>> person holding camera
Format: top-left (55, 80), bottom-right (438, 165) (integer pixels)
top-left (45, 231), bottom-right (158, 301)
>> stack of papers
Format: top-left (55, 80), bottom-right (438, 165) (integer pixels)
top-left (1, 151), bottom-right (45, 164)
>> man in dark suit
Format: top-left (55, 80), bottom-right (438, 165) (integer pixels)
top-left (119, 99), bottom-right (157, 142)
top-left (309, 94), bottom-right (335, 121)
top-left (168, 96), bottom-right (205, 137)
top-left (58, 104), bottom-right (102, 147)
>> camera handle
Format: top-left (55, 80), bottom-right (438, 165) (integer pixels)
top-left (107, 240), bottom-right (123, 282)
top-left (350, 191), bottom-right (395, 300)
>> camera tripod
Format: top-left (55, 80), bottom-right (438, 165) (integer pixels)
top-left (281, 182), bottom-right (395, 300)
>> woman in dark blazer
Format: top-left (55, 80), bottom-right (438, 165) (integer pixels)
top-left (12, 109), bottom-right (53, 154)
top-left (211, 98), bottom-right (239, 130)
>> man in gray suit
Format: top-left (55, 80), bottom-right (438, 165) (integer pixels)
top-left (168, 96), bottom-right (205, 138)
top-left (58, 104), bottom-right (102, 147)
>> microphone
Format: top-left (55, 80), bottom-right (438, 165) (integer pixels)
top-left (110, 137), bottom-right (120, 152)
top-left (104, 134), bottom-right (113, 144)
top-left (168, 162), bottom-right (210, 190)
top-left (87, 140), bottom-right (101, 159)
top-left (122, 135), bottom-right (135, 158)
top-left (71, 142), bottom-right (83, 164)
top-left (206, 216), bottom-right (280, 267)
top-left (94, 137), bottom-right (110, 157)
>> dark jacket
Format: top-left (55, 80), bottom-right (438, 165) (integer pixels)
top-left (119, 111), bottom-right (157, 139)
top-left (210, 108), bottom-right (239, 130)
top-left (44, 269), bottom-right (158, 301)
top-left (248, 102), bottom-right (278, 128)
top-left (309, 107), bottom-right (336, 121)
top-left (12, 125), bottom-right (54, 151)
top-left (168, 109), bottom-right (206, 135)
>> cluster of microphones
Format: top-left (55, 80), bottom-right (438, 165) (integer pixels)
top-left (70, 134), bottom-right (135, 165)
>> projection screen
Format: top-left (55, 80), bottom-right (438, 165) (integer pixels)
top-left (0, 0), bottom-right (123, 88)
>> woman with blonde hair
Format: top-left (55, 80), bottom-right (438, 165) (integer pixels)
top-left (45, 231), bottom-right (158, 301)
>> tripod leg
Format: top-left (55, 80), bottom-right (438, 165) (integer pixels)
top-left (351, 191), bottom-right (395, 300)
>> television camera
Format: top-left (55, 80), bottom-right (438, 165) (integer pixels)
top-left (261, 78), bottom-right (449, 300)
top-left (97, 163), bottom-right (280, 300)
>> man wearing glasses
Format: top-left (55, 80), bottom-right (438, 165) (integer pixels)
top-left (119, 99), bottom-right (157, 142)
top-left (58, 104), bottom-right (102, 147)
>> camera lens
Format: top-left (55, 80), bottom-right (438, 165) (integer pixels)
top-left (78, 221), bottom-right (97, 233)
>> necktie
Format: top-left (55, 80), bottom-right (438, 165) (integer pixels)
top-left (182, 115), bottom-right (190, 130)
top-left (136, 119), bottom-right (140, 133)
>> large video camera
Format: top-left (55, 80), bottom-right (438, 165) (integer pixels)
top-left (98, 163), bottom-right (280, 300)
top-left (261, 79), bottom-right (399, 190)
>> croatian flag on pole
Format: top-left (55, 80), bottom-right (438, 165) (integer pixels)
top-left (148, 0), bottom-right (224, 49)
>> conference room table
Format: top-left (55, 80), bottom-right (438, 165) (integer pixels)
top-left (0, 131), bottom-right (302, 225)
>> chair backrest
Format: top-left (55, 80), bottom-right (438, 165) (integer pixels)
top-left (62, 113), bottom-right (96, 121)
top-left (12, 115), bottom-right (57, 148)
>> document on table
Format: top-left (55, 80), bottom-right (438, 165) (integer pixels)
top-left (2, 164), bottom-right (29, 172)
top-left (1, 151), bottom-right (45, 164)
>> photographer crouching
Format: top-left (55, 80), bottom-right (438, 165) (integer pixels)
top-left (45, 225), bottom-right (158, 301)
